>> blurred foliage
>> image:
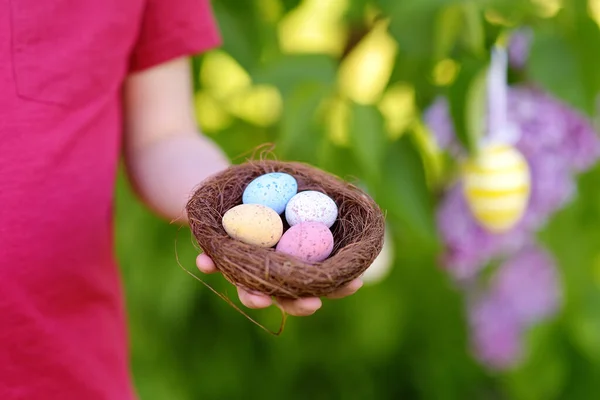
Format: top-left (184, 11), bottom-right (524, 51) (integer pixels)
top-left (115, 0), bottom-right (600, 399)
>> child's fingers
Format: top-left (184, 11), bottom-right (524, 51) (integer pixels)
top-left (237, 287), bottom-right (273, 309)
top-left (325, 278), bottom-right (363, 299)
top-left (195, 254), bottom-right (273, 308)
top-left (195, 252), bottom-right (351, 314)
top-left (196, 253), bottom-right (217, 273)
top-left (275, 297), bottom-right (322, 316)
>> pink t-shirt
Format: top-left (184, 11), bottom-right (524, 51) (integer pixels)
top-left (0, 1), bottom-right (221, 398)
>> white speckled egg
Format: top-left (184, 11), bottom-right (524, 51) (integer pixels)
top-left (276, 222), bottom-right (334, 262)
top-left (285, 190), bottom-right (338, 228)
top-left (222, 204), bottom-right (283, 247)
top-left (242, 172), bottom-right (298, 214)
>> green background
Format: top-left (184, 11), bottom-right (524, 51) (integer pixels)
top-left (115, 0), bottom-right (600, 398)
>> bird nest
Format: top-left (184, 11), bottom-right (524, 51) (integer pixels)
top-left (186, 159), bottom-right (385, 299)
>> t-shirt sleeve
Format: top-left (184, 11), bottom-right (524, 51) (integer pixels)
top-left (129, 0), bottom-right (222, 72)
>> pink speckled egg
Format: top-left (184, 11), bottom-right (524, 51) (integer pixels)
top-left (275, 222), bottom-right (334, 263)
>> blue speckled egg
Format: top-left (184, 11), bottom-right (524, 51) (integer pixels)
top-left (242, 172), bottom-right (298, 214)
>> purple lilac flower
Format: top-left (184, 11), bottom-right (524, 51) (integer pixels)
top-left (427, 85), bottom-right (600, 280)
top-left (521, 150), bottom-right (576, 229)
top-left (509, 87), bottom-right (600, 173)
top-left (467, 244), bottom-right (560, 369)
top-left (490, 245), bottom-right (561, 325)
top-left (468, 290), bottom-right (524, 370)
top-left (508, 28), bottom-right (533, 69)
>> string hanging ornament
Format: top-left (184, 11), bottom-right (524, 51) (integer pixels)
top-left (461, 44), bottom-right (531, 234)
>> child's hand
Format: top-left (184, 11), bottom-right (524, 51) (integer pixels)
top-left (196, 254), bottom-right (363, 316)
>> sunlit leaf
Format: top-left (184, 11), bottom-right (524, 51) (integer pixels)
top-left (338, 19), bottom-right (398, 105)
top-left (378, 83), bottom-right (416, 139)
top-left (200, 50), bottom-right (252, 99)
top-left (465, 65), bottom-right (488, 151)
top-left (277, 0), bottom-right (349, 57)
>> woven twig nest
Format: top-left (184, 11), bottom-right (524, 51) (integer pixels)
top-left (186, 159), bottom-right (385, 298)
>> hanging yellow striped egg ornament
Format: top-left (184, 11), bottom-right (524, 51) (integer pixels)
top-left (462, 144), bottom-right (531, 233)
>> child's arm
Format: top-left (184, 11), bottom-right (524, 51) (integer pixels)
top-left (122, 57), bottom-right (363, 316)
top-left (122, 57), bottom-right (228, 221)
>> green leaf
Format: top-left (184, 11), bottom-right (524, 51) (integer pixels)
top-left (527, 30), bottom-right (587, 114)
top-left (387, 3), bottom-right (439, 58)
top-left (465, 66), bottom-right (489, 152)
top-left (434, 4), bottom-right (464, 60)
top-left (384, 0), bottom-right (463, 57)
top-left (569, 292), bottom-right (600, 364)
top-left (348, 103), bottom-right (387, 184)
top-left (447, 56), bottom-right (489, 156)
top-left (537, 165), bottom-right (600, 364)
top-left (349, 278), bottom-right (407, 362)
top-left (250, 54), bottom-right (337, 96)
top-left (212, 1), bottom-right (262, 72)
top-left (375, 136), bottom-right (436, 241)
top-left (317, 142), bottom-right (364, 181)
top-left (565, 6), bottom-right (600, 116)
top-left (461, 1), bottom-right (485, 57)
top-left (504, 325), bottom-right (566, 400)
top-left (376, 0), bottom-right (458, 15)
top-left (280, 0), bottom-right (302, 12)
top-left (278, 82), bottom-right (333, 162)
top-left (344, 0), bottom-right (371, 23)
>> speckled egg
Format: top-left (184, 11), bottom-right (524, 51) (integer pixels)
top-left (242, 172), bottom-right (298, 214)
top-left (285, 190), bottom-right (338, 228)
top-left (275, 222), bottom-right (334, 262)
top-left (222, 204), bottom-right (283, 247)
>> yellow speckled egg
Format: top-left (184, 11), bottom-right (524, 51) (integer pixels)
top-left (462, 144), bottom-right (530, 233)
top-left (222, 204), bottom-right (283, 247)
